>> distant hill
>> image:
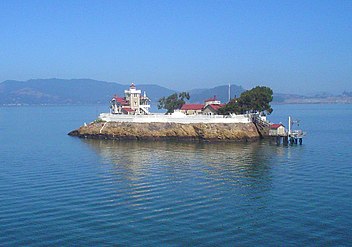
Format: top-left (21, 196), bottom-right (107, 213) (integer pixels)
top-left (1, 78), bottom-right (350, 105)
top-left (0, 79), bottom-right (245, 105)
top-left (0, 79), bottom-right (175, 105)
top-left (272, 93), bottom-right (307, 103)
top-left (137, 84), bottom-right (176, 102)
top-left (189, 84), bottom-right (245, 103)
top-left (272, 92), bottom-right (352, 104)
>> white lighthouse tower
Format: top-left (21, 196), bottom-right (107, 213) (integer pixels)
top-left (110, 83), bottom-right (150, 115)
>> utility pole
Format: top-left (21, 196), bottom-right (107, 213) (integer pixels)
top-left (228, 84), bottom-right (231, 102)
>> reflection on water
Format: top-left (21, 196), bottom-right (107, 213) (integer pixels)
top-left (83, 139), bottom-right (288, 194)
top-left (79, 139), bottom-right (303, 245)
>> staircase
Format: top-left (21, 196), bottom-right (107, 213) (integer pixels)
top-left (252, 115), bottom-right (270, 137)
top-left (139, 105), bottom-right (150, 115)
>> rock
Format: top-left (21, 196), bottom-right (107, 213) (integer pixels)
top-left (68, 122), bottom-right (261, 142)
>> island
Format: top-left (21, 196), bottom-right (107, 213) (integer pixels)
top-left (68, 83), bottom-right (271, 142)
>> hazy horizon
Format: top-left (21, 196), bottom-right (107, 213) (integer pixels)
top-left (1, 77), bottom-right (350, 96)
top-left (1, 0), bottom-right (351, 95)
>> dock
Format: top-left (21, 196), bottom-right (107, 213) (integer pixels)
top-left (267, 116), bottom-right (307, 145)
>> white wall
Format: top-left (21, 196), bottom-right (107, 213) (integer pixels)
top-left (98, 113), bottom-right (252, 124)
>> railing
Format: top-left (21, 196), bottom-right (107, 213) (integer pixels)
top-left (290, 130), bottom-right (306, 138)
top-left (253, 115), bottom-right (270, 127)
top-left (98, 113), bottom-right (252, 124)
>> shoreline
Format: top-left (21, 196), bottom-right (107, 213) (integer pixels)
top-left (68, 121), bottom-right (262, 142)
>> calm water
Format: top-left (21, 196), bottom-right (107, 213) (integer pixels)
top-left (0, 104), bottom-right (351, 246)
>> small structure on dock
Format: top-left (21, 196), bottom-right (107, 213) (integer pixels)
top-left (269, 116), bottom-right (306, 145)
top-left (269, 123), bottom-right (285, 136)
top-left (287, 116), bottom-right (306, 145)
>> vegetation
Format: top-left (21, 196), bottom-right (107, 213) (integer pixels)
top-left (93, 118), bottom-right (105, 123)
top-left (219, 86), bottom-right (273, 115)
top-left (158, 92), bottom-right (190, 114)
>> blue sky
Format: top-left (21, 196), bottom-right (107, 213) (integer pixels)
top-left (1, 0), bottom-right (351, 94)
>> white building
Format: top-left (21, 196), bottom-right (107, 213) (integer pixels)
top-left (204, 96), bottom-right (221, 106)
top-left (180, 96), bottom-right (225, 115)
top-left (269, 124), bottom-right (286, 136)
top-left (110, 83), bottom-right (151, 115)
top-left (103, 86), bottom-right (253, 124)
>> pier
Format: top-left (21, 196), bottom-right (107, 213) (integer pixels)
top-left (272, 132), bottom-right (305, 145)
top-left (269, 116), bottom-right (306, 145)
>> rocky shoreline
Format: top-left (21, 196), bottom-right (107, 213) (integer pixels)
top-left (68, 121), bottom-right (261, 142)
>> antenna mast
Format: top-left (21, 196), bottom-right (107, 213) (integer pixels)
top-left (228, 84), bottom-right (231, 102)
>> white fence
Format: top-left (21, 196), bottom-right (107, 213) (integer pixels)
top-left (98, 113), bottom-right (252, 124)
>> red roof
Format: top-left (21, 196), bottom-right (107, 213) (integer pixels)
top-left (113, 96), bottom-right (129, 105)
top-left (270, 124), bottom-right (284, 129)
top-left (206, 104), bottom-right (225, 111)
top-left (122, 107), bottom-right (135, 113)
top-left (180, 104), bottom-right (204, 111)
top-left (205, 96), bottom-right (217, 102)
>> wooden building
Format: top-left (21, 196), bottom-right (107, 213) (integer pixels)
top-left (180, 104), bottom-right (204, 115)
top-left (180, 96), bottom-right (225, 115)
top-left (269, 124), bottom-right (286, 136)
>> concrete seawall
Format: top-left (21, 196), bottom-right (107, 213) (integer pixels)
top-left (98, 113), bottom-right (252, 124)
top-left (68, 121), bottom-right (261, 142)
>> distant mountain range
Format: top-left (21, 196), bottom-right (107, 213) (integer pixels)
top-left (273, 92), bottom-right (352, 104)
top-left (0, 78), bottom-right (244, 105)
top-left (189, 84), bottom-right (244, 103)
top-left (0, 78), bottom-right (351, 105)
top-left (0, 79), bottom-right (175, 105)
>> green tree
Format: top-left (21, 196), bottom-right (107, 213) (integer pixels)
top-left (218, 98), bottom-right (240, 115)
top-left (158, 92), bottom-right (190, 114)
top-left (219, 86), bottom-right (273, 115)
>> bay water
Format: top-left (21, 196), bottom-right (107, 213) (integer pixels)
top-left (0, 104), bottom-right (351, 245)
